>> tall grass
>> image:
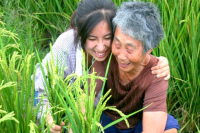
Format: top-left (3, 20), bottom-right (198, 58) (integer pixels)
top-left (0, 0), bottom-right (199, 132)
top-left (149, 0), bottom-right (200, 132)
top-left (0, 18), bottom-right (144, 132)
top-left (2, 0), bottom-right (78, 50)
top-left (0, 18), bottom-right (39, 132)
top-left (35, 49), bottom-right (149, 132)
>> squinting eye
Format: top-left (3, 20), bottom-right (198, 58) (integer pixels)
top-left (88, 38), bottom-right (96, 41)
top-left (126, 47), bottom-right (136, 53)
top-left (127, 48), bottom-right (134, 51)
top-left (105, 37), bottom-right (112, 40)
top-left (115, 43), bottom-right (120, 48)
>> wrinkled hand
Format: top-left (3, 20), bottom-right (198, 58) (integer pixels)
top-left (47, 115), bottom-right (65, 133)
top-left (151, 56), bottom-right (170, 80)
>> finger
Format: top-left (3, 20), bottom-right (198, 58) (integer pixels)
top-left (47, 115), bottom-right (54, 125)
top-left (47, 119), bottom-right (54, 126)
top-left (51, 125), bottom-right (62, 131)
top-left (164, 73), bottom-right (170, 80)
top-left (152, 57), bottom-right (169, 70)
top-left (61, 121), bottom-right (65, 126)
top-left (151, 65), bottom-right (160, 71)
top-left (50, 127), bottom-right (62, 133)
top-left (69, 128), bottom-right (73, 133)
top-left (152, 66), bottom-right (169, 75)
top-left (151, 63), bottom-right (169, 71)
top-left (50, 128), bottom-right (58, 133)
top-left (156, 70), bottom-right (170, 79)
top-left (157, 56), bottom-right (168, 64)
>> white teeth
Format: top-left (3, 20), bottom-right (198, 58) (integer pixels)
top-left (95, 51), bottom-right (105, 56)
top-left (98, 53), bottom-right (104, 56)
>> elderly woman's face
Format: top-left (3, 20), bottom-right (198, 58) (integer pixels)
top-left (112, 26), bottom-right (149, 74)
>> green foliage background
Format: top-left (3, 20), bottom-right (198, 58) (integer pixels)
top-left (0, 0), bottom-right (199, 132)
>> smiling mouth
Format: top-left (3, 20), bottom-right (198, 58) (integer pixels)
top-left (95, 51), bottom-right (106, 57)
top-left (119, 62), bottom-right (130, 68)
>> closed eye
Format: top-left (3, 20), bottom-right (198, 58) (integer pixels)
top-left (105, 37), bottom-right (112, 40)
top-left (114, 42), bottom-right (121, 48)
top-left (88, 38), bottom-right (96, 41)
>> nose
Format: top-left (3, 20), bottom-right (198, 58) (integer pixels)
top-left (118, 50), bottom-right (127, 61)
top-left (96, 40), bottom-right (105, 51)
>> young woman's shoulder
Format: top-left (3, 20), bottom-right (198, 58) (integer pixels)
top-left (52, 28), bottom-right (76, 52)
top-left (57, 28), bottom-right (75, 41)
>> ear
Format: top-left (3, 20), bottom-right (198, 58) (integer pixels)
top-left (146, 48), bottom-right (153, 55)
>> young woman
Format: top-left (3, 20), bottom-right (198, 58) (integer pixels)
top-left (34, 0), bottom-right (170, 132)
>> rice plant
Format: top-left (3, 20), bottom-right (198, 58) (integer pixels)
top-left (36, 49), bottom-right (148, 132)
top-left (1, 0), bottom-right (199, 132)
top-left (2, 0), bottom-right (78, 48)
top-left (0, 12), bottom-right (145, 133)
top-left (0, 17), bottom-right (39, 132)
top-left (151, 0), bottom-right (200, 132)
top-left (0, 105), bottom-right (19, 124)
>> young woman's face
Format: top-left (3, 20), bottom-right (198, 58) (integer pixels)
top-left (85, 20), bottom-right (112, 62)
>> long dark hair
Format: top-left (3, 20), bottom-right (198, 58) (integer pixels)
top-left (70, 0), bottom-right (117, 49)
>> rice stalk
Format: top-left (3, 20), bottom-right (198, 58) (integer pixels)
top-left (0, 18), bottom-right (39, 132)
top-left (151, 0), bottom-right (200, 131)
top-left (0, 106), bottom-right (19, 124)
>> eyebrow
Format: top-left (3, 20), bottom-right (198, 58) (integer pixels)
top-left (127, 43), bottom-right (136, 47)
top-left (114, 37), bottom-right (120, 43)
top-left (88, 33), bottom-right (112, 38)
top-left (114, 37), bottom-right (136, 47)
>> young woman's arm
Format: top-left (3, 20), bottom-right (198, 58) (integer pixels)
top-left (152, 56), bottom-right (170, 80)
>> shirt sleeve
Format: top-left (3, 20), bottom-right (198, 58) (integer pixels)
top-left (143, 77), bottom-right (168, 112)
top-left (34, 29), bottom-right (76, 120)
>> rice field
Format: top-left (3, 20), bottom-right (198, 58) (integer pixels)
top-left (0, 0), bottom-right (199, 132)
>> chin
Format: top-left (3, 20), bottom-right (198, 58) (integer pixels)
top-left (95, 57), bottom-right (106, 62)
top-left (94, 54), bottom-right (108, 62)
top-left (118, 66), bottom-right (130, 72)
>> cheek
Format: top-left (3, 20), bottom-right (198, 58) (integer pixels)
top-left (111, 44), bottom-right (118, 55)
top-left (106, 40), bottom-right (112, 47)
top-left (128, 53), bottom-right (141, 63)
top-left (85, 41), bottom-right (94, 50)
top-left (128, 56), bottom-right (136, 62)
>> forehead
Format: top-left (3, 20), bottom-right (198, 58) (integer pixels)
top-left (89, 20), bottom-right (111, 35)
top-left (114, 26), bottom-right (142, 46)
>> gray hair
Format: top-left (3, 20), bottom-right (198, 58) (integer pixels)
top-left (113, 1), bottom-right (164, 54)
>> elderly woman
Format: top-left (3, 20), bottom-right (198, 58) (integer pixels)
top-left (93, 1), bottom-right (179, 133)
